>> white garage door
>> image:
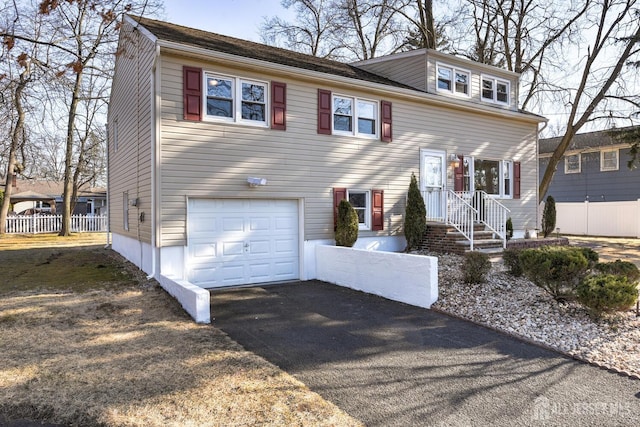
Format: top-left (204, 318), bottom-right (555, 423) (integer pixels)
top-left (187, 199), bottom-right (299, 288)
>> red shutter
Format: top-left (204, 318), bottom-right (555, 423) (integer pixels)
top-left (271, 81), bottom-right (286, 130)
top-left (183, 66), bottom-right (202, 121)
top-left (333, 187), bottom-right (347, 231)
top-left (318, 89), bottom-right (332, 134)
top-left (372, 189), bottom-right (384, 231)
top-left (513, 161), bottom-right (521, 199)
top-left (454, 155), bottom-right (464, 191)
top-left (381, 101), bottom-right (392, 142)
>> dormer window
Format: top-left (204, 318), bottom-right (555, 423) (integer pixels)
top-left (481, 75), bottom-right (510, 105)
top-left (437, 63), bottom-right (470, 97)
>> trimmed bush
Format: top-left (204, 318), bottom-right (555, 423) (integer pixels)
top-left (594, 260), bottom-right (640, 283)
top-left (502, 248), bottom-right (523, 277)
top-left (577, 274), bottom-right (639, 315)
top-left (541, 195), bottom-right (556, 237)
top-left (505, 217), bottom-right (514, 240)
top-left (519, 246), bottom-right (589, 301)
top-left (578, 247), bottom-right (599, 268)
top-left (404, 172), bottom-right (427, 251)
top-left (335, 199), bottom-right (358, 247)
top-left (462, 251), bottom-right (491, 283)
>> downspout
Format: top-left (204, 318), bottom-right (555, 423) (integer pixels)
top-left (148, 41), bottom-right (161, 280)
top-left (105, 123), bottom-right (110, 247)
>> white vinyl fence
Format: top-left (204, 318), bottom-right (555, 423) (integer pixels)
top-left (548, 200), bottom-right (640, 238)
top-left (5, 214), bottom-right (108, 234)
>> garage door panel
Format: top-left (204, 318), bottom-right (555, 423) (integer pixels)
top-left (187, 199), bottom-right (299, 288)
top-left (223, 217), bottom-right (245, 232)
top-left (274, 239), bottom-right (298, 256)
top-left (248, 240), bottom-right (270, 255)
top-left (250, 217), bottom-right (270, 231)
top-left (191, 242), bottom-right (217, 260)
top-left (222, 241), bottom-right (244, 256)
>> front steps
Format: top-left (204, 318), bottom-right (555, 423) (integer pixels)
top-left (420, 221), bottom-right (504, 255)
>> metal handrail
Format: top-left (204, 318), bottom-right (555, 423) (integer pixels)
top-left (446, 190), bottom-right (478, 251)
top-left (470, 191), bottom-right (511, 248)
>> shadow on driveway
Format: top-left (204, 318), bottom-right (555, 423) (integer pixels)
top-left (211, 281), bottom-right (640, 426)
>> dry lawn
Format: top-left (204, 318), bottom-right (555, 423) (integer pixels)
top-left (0, 234), bottom-right (361, 427)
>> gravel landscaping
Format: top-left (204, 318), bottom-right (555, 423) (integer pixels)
top-left (425, 251), bottom-right (640, 379)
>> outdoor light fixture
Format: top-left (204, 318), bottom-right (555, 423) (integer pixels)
top-left (448, 153), bottom-right (460, 168)
top-left (247, 177), bottom-right (267, 187)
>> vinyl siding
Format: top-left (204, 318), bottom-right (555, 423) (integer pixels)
top-left (540, 148), bottom-right (639, 202)
top-left (107, 20), bottom-right (155, 244)
top-left (157, 53), bottom-right (538, 247)
top-left (353, 54), bottom-right (428, 91)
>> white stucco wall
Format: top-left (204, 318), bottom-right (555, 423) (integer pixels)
top-left (157, 275), bottom-right (211, 323)
top-left (112, 232), bottom-right (153, 275)
top-left (304, 236), bottom-right (406, 280)
top-left (315, 245), bottom-right (438, 308)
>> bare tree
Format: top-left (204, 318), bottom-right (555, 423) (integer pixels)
top-left (337, 0), bottom-right (405, 60)
top-left (261, 0), bottom-right (346, 58)
top-left (539, 0), bottom-right (640, 200)
top-left (33, 0), bottom-right (161, 236)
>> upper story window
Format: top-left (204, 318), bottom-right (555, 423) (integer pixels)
top-left (481, 75), bottom-right (510, 105)
top-left (565, 153), bottom-right (581, 174)
top-left (333, 95), bottom-right (378, 138)
top-left (600, 149), bottom-right (619, 171)
top-left (205, 72), bottom-right (268, 126)
top-left (437, 64), bottom-right (470, 96)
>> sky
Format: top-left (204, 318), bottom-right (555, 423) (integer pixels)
top-left (162, 0), bottom-right (293, 42)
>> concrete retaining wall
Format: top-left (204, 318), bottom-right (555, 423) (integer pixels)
top-left (316, 245), bottom-right (438, 308)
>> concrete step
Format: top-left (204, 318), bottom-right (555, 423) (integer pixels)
top-left (454, 238), bottom-right (504, 249)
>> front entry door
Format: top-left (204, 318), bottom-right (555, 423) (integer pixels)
top-left (420, 149), bottom-right (447, 221)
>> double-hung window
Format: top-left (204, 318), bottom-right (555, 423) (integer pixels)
top-left (205, 73), bottom-right (268, 126)
top-left (333, 95), bottom-right (378, 138)
top-left (437, 63), bottom-right (470, 96)
top-left (462, 157), bottom-right (513, 198)
top-left (600, 149), bottom-right (619, 171)
top-left (348, 190), bottom-right (371, 230)
top-left (481, 75), bottom-right (510, 105)
top-left (564, 153), bottom-right (581, 174)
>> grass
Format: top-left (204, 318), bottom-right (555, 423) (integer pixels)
top-left (0, 233), bottom-right (361, 427)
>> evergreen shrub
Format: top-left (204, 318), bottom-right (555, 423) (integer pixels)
top-left (577, 274), bottom-right (639, 315)
top-left (462, 251), bottom-right (491, 284)
top-left (404, 172), bottom-right (427, 251)
top-left (335, 199), bottom-right (358, 247)
top-left (519, 246), bottom-right (589, 301)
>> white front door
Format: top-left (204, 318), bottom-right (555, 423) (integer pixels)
top-left (420, 149), bottom-right (447, 221)
top-left (187, 199), bottom-right (299, 288)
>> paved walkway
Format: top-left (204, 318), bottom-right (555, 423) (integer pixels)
top-left (211, 281), bottom-right (640, 426)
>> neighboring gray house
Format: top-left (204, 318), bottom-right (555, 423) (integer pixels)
top-left (107, 15), bottom-right (545, 296)
top-left (539, 126), bottom-right (639, 202)
top-left (3, 178), bottom-right (106, 215)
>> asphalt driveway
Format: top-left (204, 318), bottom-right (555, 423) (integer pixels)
top-left (211, 280), bottom-right (640, 426)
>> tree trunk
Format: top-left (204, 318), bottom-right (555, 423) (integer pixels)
top-left (59, 71), bottom-right (82, 236)
top-left (0, 70), bottom-right (28, 235)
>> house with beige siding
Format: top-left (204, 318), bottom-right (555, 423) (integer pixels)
top-left (107, 15), bottom-right (545, 320)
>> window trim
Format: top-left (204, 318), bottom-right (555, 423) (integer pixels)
top-left (462, 157), bottom-right (514, 199)
top-left (203, 71), bottom-right (269, 127)
top-left (436, 62), bottom-right (470, 97)
top-left (480, 74), bottom-right (510, 105)
top-left (564, 153), bottom-right (581, 174)
top-left (332, 94), bottom-right (379, 139)
top-left (600, 149), bottom-right (619, 171)
top-left (347, 189), bottom-right (371, 230)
